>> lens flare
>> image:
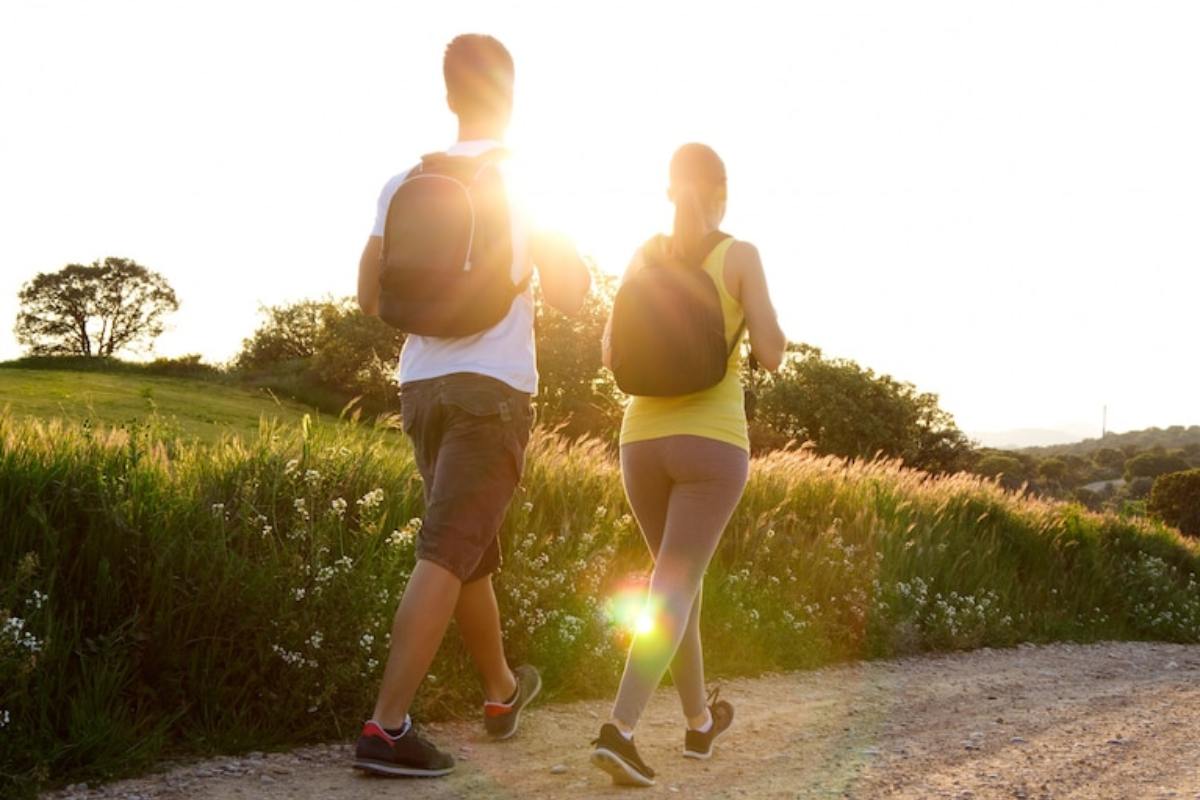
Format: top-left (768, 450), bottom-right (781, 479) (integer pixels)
top-left (605, 576), bottom-right (656, 638)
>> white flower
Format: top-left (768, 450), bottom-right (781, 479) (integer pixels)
top-left (28, 590), bottom-right (48, 611)
top-left (261, 524), bottom-right (273, 538)
top-left (357, 489), bottom-right (384, 510)
top-left (0, 709), bottom-right (10, 728)
top-left (330, 497), bottom-right (347, 518)
top-left (307, 631), bottom-right (323, 649)
top-left (293, 498), bottom-right (309, 520)
top-left (284, 459), bottom-right (300, 475)
top-left (292, 588), bottom-right (306, 601)
top-left (360, 633), bottom-right (375, 649)
top-left (211, 503), bottom-right (225, 517)
top-left (304, 469), bottom-right (321, 484)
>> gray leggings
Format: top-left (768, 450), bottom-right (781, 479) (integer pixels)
top-left (612, 435), bottom-right (750, 728)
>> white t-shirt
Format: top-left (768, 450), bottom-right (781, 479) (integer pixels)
top-left (371, 139), bottom-right (538, 394)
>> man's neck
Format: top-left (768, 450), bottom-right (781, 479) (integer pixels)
top-left (456, 120), bottom-right (506, 143)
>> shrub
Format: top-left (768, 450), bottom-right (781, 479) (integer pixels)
top-left (2, 412), bottom-right (1198, 797)
top-left (1124, 451), bottom-right (1189, 482)
top-left (1149, 469), bottom-right (1200, 536)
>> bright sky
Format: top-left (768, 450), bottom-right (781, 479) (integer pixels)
top-left (2, 1), bottom-right (1197, 439)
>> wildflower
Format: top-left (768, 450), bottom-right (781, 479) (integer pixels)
top-left (522, 501), bottom-right (534, 512)
top-left (357, 489), bottom-right (384, 511)
top-left (28, 590), bottom-right (47, 611)
top-left (0, 709), bottom-right (10, 728)
top-left (293, 498), bottom-right (309, 520)
top-left (292, 588), bottom-right (307, 601)
top-left (366, 657), bottom-right (379, 671)
top-left (284, 459), bottom-right (300, 476)
top-left (304, 469), bottom-right (321, 484)
top-left (360, 633), bottom-right (375, 649)
top-left (330, 497), bottom-right (347, 518)
top-left (211, 503), bottom-right (225, 517)
top-left (307, 631), bottom-right (323, 650)
top-left (261, 524), bottom-right (273, 538)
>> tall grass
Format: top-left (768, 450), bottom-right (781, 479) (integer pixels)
top-left (2, 411), bottom-right (1198, 797)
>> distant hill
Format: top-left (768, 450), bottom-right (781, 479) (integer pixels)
top-left (971, 427), bottom-right (1095, 449)
top-left (1018, 425), bottom-right (1200, 458)
top-left (0, 366), bottom-right (318, 442)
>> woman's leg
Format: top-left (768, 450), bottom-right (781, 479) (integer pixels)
top-left (669, 588), bottom-right (707, 723)
top-left (611, 437), bottom-right (749, 731)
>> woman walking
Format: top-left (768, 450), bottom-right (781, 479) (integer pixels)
top-left (594, 143), bottom-right (787, 786)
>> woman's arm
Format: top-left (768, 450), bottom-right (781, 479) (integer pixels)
top-left (727, 241), bottom-right (787, 371)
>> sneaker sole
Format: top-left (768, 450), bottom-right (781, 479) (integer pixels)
top-left (590, 748), bottom-right (655, 787)
top-left (682, 719), bottom-right (733, 760)
top-left (352, 759), bottom-right (454, 778)
top-left (489, 672), bottom-right (543, 741)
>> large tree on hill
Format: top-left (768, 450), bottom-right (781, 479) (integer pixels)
top-left (752, 343), bottom-right (973, 473)
top-left (15, 257), bottom-right (179, 357)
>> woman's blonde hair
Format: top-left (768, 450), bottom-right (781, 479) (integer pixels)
top-left (668, 143), bottom-right (727, 263)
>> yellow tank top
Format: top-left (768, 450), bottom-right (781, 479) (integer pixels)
top-left (619, 237), bottom-right (749, 452)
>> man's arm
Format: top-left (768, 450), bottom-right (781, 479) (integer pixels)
top-left (357, 236), bottom-right (383, 316)
top-left (531, 230), bottom-right (590, 316)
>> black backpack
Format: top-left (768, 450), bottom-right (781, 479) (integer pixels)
top-left (377, 150), bottom-right (528, 337)
top-left (610, 232), bottom-right (744, 397)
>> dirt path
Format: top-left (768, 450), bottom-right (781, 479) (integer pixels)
top-left (45, 642), bottom-right (1200, 800)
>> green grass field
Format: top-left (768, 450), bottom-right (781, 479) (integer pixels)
top-left (0, 367), bottom-right (316, 441)
top-left (2, 367), bottom-right (1199, 797)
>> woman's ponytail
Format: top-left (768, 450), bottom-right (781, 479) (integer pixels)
top-left (667, 143), bottom-right (727, 265)
top-left (670, 184), bottom-right (707, 262)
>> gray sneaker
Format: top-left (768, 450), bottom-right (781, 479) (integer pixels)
top-left (483, 664), bottom-right (542, 740)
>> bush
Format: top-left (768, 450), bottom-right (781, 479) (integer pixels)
top-left (3, 411), bottom-right (1200, 796)
top-left (1149, 469), bottom-right (1200, 536)
top-left (1125, 451), bottom-right (1189, 482)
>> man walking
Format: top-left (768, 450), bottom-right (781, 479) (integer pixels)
top-left (352, 33), bottom-right (590, 777)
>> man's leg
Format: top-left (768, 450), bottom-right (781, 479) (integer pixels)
top-left (370, 558), bottom-right (462, 729)
top-left (455, 573), bottom-right (517, 703)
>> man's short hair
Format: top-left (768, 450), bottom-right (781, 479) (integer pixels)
top-left (444, 34), bottom-right (514, 121)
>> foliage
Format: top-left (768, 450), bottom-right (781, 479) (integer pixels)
top-left (14, 258), bottom-right (179, 358)
top-left (234, 298), bottom-right (404, 414)
top-left (533, 264), bottom-right (623, 441)
top-left (1149, 469), bottom-right (1200, 536)
top-left (2, 410), bottom-right (1199, 796)
top-left (1124, 451), bottom-right (1190, 482)
top-left (974, 454), bottom-right (1028, 490)
top-left (752, 344), bottom-right (973, 473)
top-left (1023, 425), bottom-right (1200, 460)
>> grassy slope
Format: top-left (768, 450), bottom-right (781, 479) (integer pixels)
top-left (2, 370), bottom-right (1199, 797)
top-left (0, 368), bottom-right (316, 441)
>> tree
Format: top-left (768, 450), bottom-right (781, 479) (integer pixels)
top-left (1124, 452), bottom-right (1189, 482)
top-left (1094, 447), bottom-right (1126, 473)
top-left (236, 299), bottom-right (331, 369)
top-left (534, 263), bottom-right (623, 441)
top-left (975, 454), bottom-right (1028, 490)
top-left (752, 344), bottom-right (972, 473)
top-left (1038, 457), bottom-right (1068, 484)
top-left (1148, 469), bottom-right (1200, 536)
top-left (15, 257), bottom-right (179, 357)
top-left (235, 297), bottom-right (404, 411)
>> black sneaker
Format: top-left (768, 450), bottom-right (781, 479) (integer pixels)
top-left (483, 664), bottom-right (542, 740)
top-left (590, 722), bottom-right (656, 787)
top-left (683, 687), bottom-right (734, 760)
top-left (353, 720), bottom-right (455, 777)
